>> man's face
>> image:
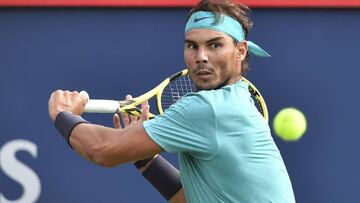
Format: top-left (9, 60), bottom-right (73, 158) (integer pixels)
top-left (184, 29), bottom-right (247, 90)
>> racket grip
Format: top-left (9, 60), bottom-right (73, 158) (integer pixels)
top-left (84, 100), bottom-right (119, 113)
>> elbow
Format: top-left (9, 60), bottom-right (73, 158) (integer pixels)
top-left (89, 143), bottom-right (118, 168)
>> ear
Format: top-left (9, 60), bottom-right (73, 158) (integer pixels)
top-left (236, 41), bottom-right (248, 61)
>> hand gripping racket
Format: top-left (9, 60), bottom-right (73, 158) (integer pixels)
top-left (83, 69), bottom-right (269, 122)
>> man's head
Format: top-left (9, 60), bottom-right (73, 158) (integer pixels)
top-left (184, 0), bottom-right (269, 90)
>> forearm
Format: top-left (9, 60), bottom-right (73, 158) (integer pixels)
top-left (54, 112), bottom-right (162, 167)
top-left (70, 123), bottom-right (159, 167)
top-left (69, 123), bottom-right (118, 166)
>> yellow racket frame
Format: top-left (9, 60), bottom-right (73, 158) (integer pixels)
top-left (119, 69), bottom-right (268, 122)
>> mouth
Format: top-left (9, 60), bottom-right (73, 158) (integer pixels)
top-left (193, 68), bottom-right (214, 79)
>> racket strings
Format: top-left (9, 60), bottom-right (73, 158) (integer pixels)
top-left (161, 75), bottom-right (195, 110)
top-left (160, 74), bottom-right (267, 120)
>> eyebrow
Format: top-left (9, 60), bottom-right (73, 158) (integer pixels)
top-left (185, 36), bottom-right (225, 44)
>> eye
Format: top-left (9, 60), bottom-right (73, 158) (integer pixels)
top-left (209, 43), bottom-right (221, 49)
top-left (186, 43), bottom-right (198, 50)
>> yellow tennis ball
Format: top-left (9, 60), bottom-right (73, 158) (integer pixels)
top-left (273, 108), bottom-right (307, 141)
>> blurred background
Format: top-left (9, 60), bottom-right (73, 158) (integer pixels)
top-left (0, 0), bottom-right (359, 202)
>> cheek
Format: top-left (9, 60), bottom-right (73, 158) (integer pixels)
top-left (225, 49), bottom-right (238, 66)
top-left (213, 51), bottom-right (234, 69)
top-left (214, 52), bottom-right (238, 77)
top-left (184, 50), bottom-right (193, 66)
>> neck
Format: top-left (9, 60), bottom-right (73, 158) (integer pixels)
top-left (214, 74), bottom-right (242, 90)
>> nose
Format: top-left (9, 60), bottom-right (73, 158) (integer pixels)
top-left (196, 47), bottom-right (208, 64)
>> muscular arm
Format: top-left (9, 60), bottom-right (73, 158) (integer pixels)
top-left (49, 90), bottom-right (162, 167)
top-left (69, 121), bottom-right (163, 167)
top-left (49, 90), bottom-right (186, 202)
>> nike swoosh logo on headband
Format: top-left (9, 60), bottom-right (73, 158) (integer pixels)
top-left (194, 17), bottom-right (212, 23)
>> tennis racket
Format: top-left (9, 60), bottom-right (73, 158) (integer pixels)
top-left (83, 69), bottom-right (269, 122)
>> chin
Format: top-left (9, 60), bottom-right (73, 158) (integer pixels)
top-left (194, 82), bottom-right (217, 91)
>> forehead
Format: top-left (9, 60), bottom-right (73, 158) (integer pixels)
top-left (185, 28), bottom-right (233, 43)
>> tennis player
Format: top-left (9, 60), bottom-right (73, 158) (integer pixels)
top-left (48, 0), bottom-right (295, 202)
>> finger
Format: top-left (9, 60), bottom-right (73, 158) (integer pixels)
top-left (125, 94), bottom-right (132, 100)
top-left (125, 94), bottom-right (138, 122)
top-left (48, 90), bottom-right (65, 121)
top-left (64, 90), bottom-right (72, 105)
top-left (113, 113), bottom-right (121, 129)
top-left (129, 112), bottom-right (139, 122)
top-left (122, 112), bottom-right (130, 126)
top-left (64, 90), bottom-right (71, 100)
top-left (141, 100), bottom-right (150, 121)
top-left (71, 91), bottom-right (86, 115)
top-left (79, 91), bottom-right (89, 103)
top-left (72, 91), bottom-right (79, 101)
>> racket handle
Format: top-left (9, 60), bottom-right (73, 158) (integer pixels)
top-left (84, 99), bottom-right (119, 113)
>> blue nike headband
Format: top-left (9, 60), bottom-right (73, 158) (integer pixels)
top-left (185, 11), bottom-right (270, 57)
